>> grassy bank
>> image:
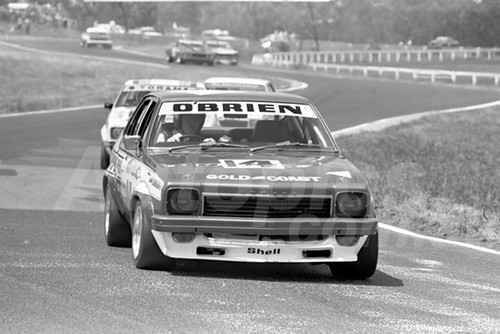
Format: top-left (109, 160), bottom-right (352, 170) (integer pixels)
top-left (336, 109), bottom-right (500, 250)
top-left (0, 43), bottom-right (284, 115)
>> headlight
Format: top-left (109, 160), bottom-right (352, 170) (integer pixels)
top-left (167, 188), bottom-right (200, 215)
top-left (335, 192), bottom-right (367, 218)
top-left (110, 127), bottom-right (124, 139)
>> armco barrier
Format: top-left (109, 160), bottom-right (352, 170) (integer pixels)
top-left (259, 47), bottom-right (500, 65)
top-left (252, 49), bottom-right (500, 88)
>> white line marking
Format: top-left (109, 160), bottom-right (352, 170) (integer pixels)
top-left (0, 105), bottom-right (102, 118)
top-left (380, 223), bottom-right (500, 255)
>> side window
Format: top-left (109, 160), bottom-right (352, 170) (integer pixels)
top-left (123, 98), bottom-right (151, 136)
top-left (137, 100), bottom-right (157, 138)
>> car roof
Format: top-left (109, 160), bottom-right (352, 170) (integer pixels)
top-left (122, 79), bottom-right (204, 89)
top-left (150, 90), bottom-right (310, 104)
top-left (204, 77), bottom-right (271, 85)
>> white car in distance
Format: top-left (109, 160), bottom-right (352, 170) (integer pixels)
top-left (100, 79), bottom-right (205, 168)
top-left (204, 77), bottom-right (275, 92)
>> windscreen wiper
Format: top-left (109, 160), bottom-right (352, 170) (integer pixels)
top-left (250, 142), bottom-right (325, 153)
top-left (168, 142), bottom-right (248, 152)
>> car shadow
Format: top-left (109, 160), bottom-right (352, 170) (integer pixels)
top-left (170, 260), bottom-right (403, 287)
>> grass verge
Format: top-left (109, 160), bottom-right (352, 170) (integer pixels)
top-left (0, 43), bottom-right (285, 115)
top-left (336, 109), bottom-right (500, 251)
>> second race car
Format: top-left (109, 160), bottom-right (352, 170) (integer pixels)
top-left (100, 79), bottom-right (205, 169)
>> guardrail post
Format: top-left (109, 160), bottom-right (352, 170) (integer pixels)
top-left (472, 75), bottom-right (477, 85)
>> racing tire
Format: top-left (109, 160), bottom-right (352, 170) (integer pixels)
top-left (104, 186), bottom-right (131, 247)
top-left (328, 233), bottom-right (378, 280)
top-left (132, 201), bottom-right (176, 271)
top-left (166, 54), bottom-right (174, 63)
top-left (100, 145), bottom-right (110, 170)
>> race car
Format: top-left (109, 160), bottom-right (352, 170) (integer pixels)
top-left (103, 90), bottom-right (379, 279)
top-left (165, 39), bottom-right (216, 66)
top-left (100, 79), bottom-right (205, 169)
top-left (204, 77), bottom-right (275, 92)
top-left (205, 40), bottom-right (239, 65)
top-left (81, 27), bottom-right (113, 49)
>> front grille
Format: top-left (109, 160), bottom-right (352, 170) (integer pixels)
top-left (203, 195), bottom-right (331, 218)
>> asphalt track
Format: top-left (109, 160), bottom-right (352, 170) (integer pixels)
top-left (1, 37), bottom-right (500, 333)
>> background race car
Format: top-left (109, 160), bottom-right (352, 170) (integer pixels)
top-left (165, 39), bottom-right (216, 66)
top-left (81, 27), bottom-right (112, 49)
top-left (100, 79), bottom-right (205, 169)
top-left (205, 40), bottom-right (239, 65)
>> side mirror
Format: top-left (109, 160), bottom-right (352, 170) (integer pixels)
top-left (123, 135), bottom-right (142, 152)
top-left (104, 102), bottom-right (113, 109)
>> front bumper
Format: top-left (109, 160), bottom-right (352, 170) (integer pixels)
top-left (152, 215), bottom-right (378, 236)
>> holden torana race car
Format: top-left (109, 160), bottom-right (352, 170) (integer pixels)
top-left (204, 77), bottom-right (275, 92)
top-left (205, 40), bottom-right (239, 65)
top-left (100, 79), bottom-right (205, 169)
top-left (81, 27), bottom-right (113, 49)
top-left (103, 90), bottom-right (378, 279)
top-left (165, 39), bottom-right (216, 65)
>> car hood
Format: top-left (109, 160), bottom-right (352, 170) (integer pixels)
top-left (107, 106), bottom-right (135, 126)
top-left (148, 151), bottom-right (368, 191)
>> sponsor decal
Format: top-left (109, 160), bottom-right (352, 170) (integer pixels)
top-left (159, 102), bottom-right (317, 118)
top-left (124, 83), bottom-right (198, 92)
top-left (149, 176), bottom-right (163, 190)
top-left (247, 247), bottom-right (281, 255)
top-left (220, 159), bottom-right (284, 169)
top-left (206, 174), bottom-right (321, 182)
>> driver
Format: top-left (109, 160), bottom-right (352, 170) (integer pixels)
top-left (158, 114), bottom-right (206, 143)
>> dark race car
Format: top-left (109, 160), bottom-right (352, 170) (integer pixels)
top-left (103, 90), bottom-right (378, 279)
top-left (165, 39), bottom-right (216, 66)
top-left (205, 40), bottom-right (239, 65)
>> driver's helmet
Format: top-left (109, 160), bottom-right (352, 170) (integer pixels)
top-left (175, 113), bottom-right (206, 133)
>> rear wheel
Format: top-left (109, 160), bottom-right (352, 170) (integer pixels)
top-left (132, 202), bottom-right (176, 270)
top-left (329, 233), bottom-right (378, 279)
top-left (104, 186), bottom-right (131, 247)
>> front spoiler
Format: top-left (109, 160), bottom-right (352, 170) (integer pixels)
top-left (151, 232), bottom-right (370, 263)
top-left (152, 215), bottom-right (378, 236)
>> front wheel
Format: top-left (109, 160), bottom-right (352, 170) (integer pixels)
top-left (132, 202), bottom-right (176, 270)
top-left (329, 233), bottom-right (378, 279)
top-left (104, 185), bottom-right (131, 247)
top-left (100, 145), bottom-right (109, 169)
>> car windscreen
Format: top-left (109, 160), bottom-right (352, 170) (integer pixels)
top-left (148, 100), bottom-right (338, 151)
top-left (115, 91), bottom-right (150, 108)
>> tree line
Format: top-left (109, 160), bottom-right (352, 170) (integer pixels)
top-left (49, 0), bottom-right (500, 47)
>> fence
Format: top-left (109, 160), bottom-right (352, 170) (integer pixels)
top-left (252, 48), bottom-right (500, 88)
